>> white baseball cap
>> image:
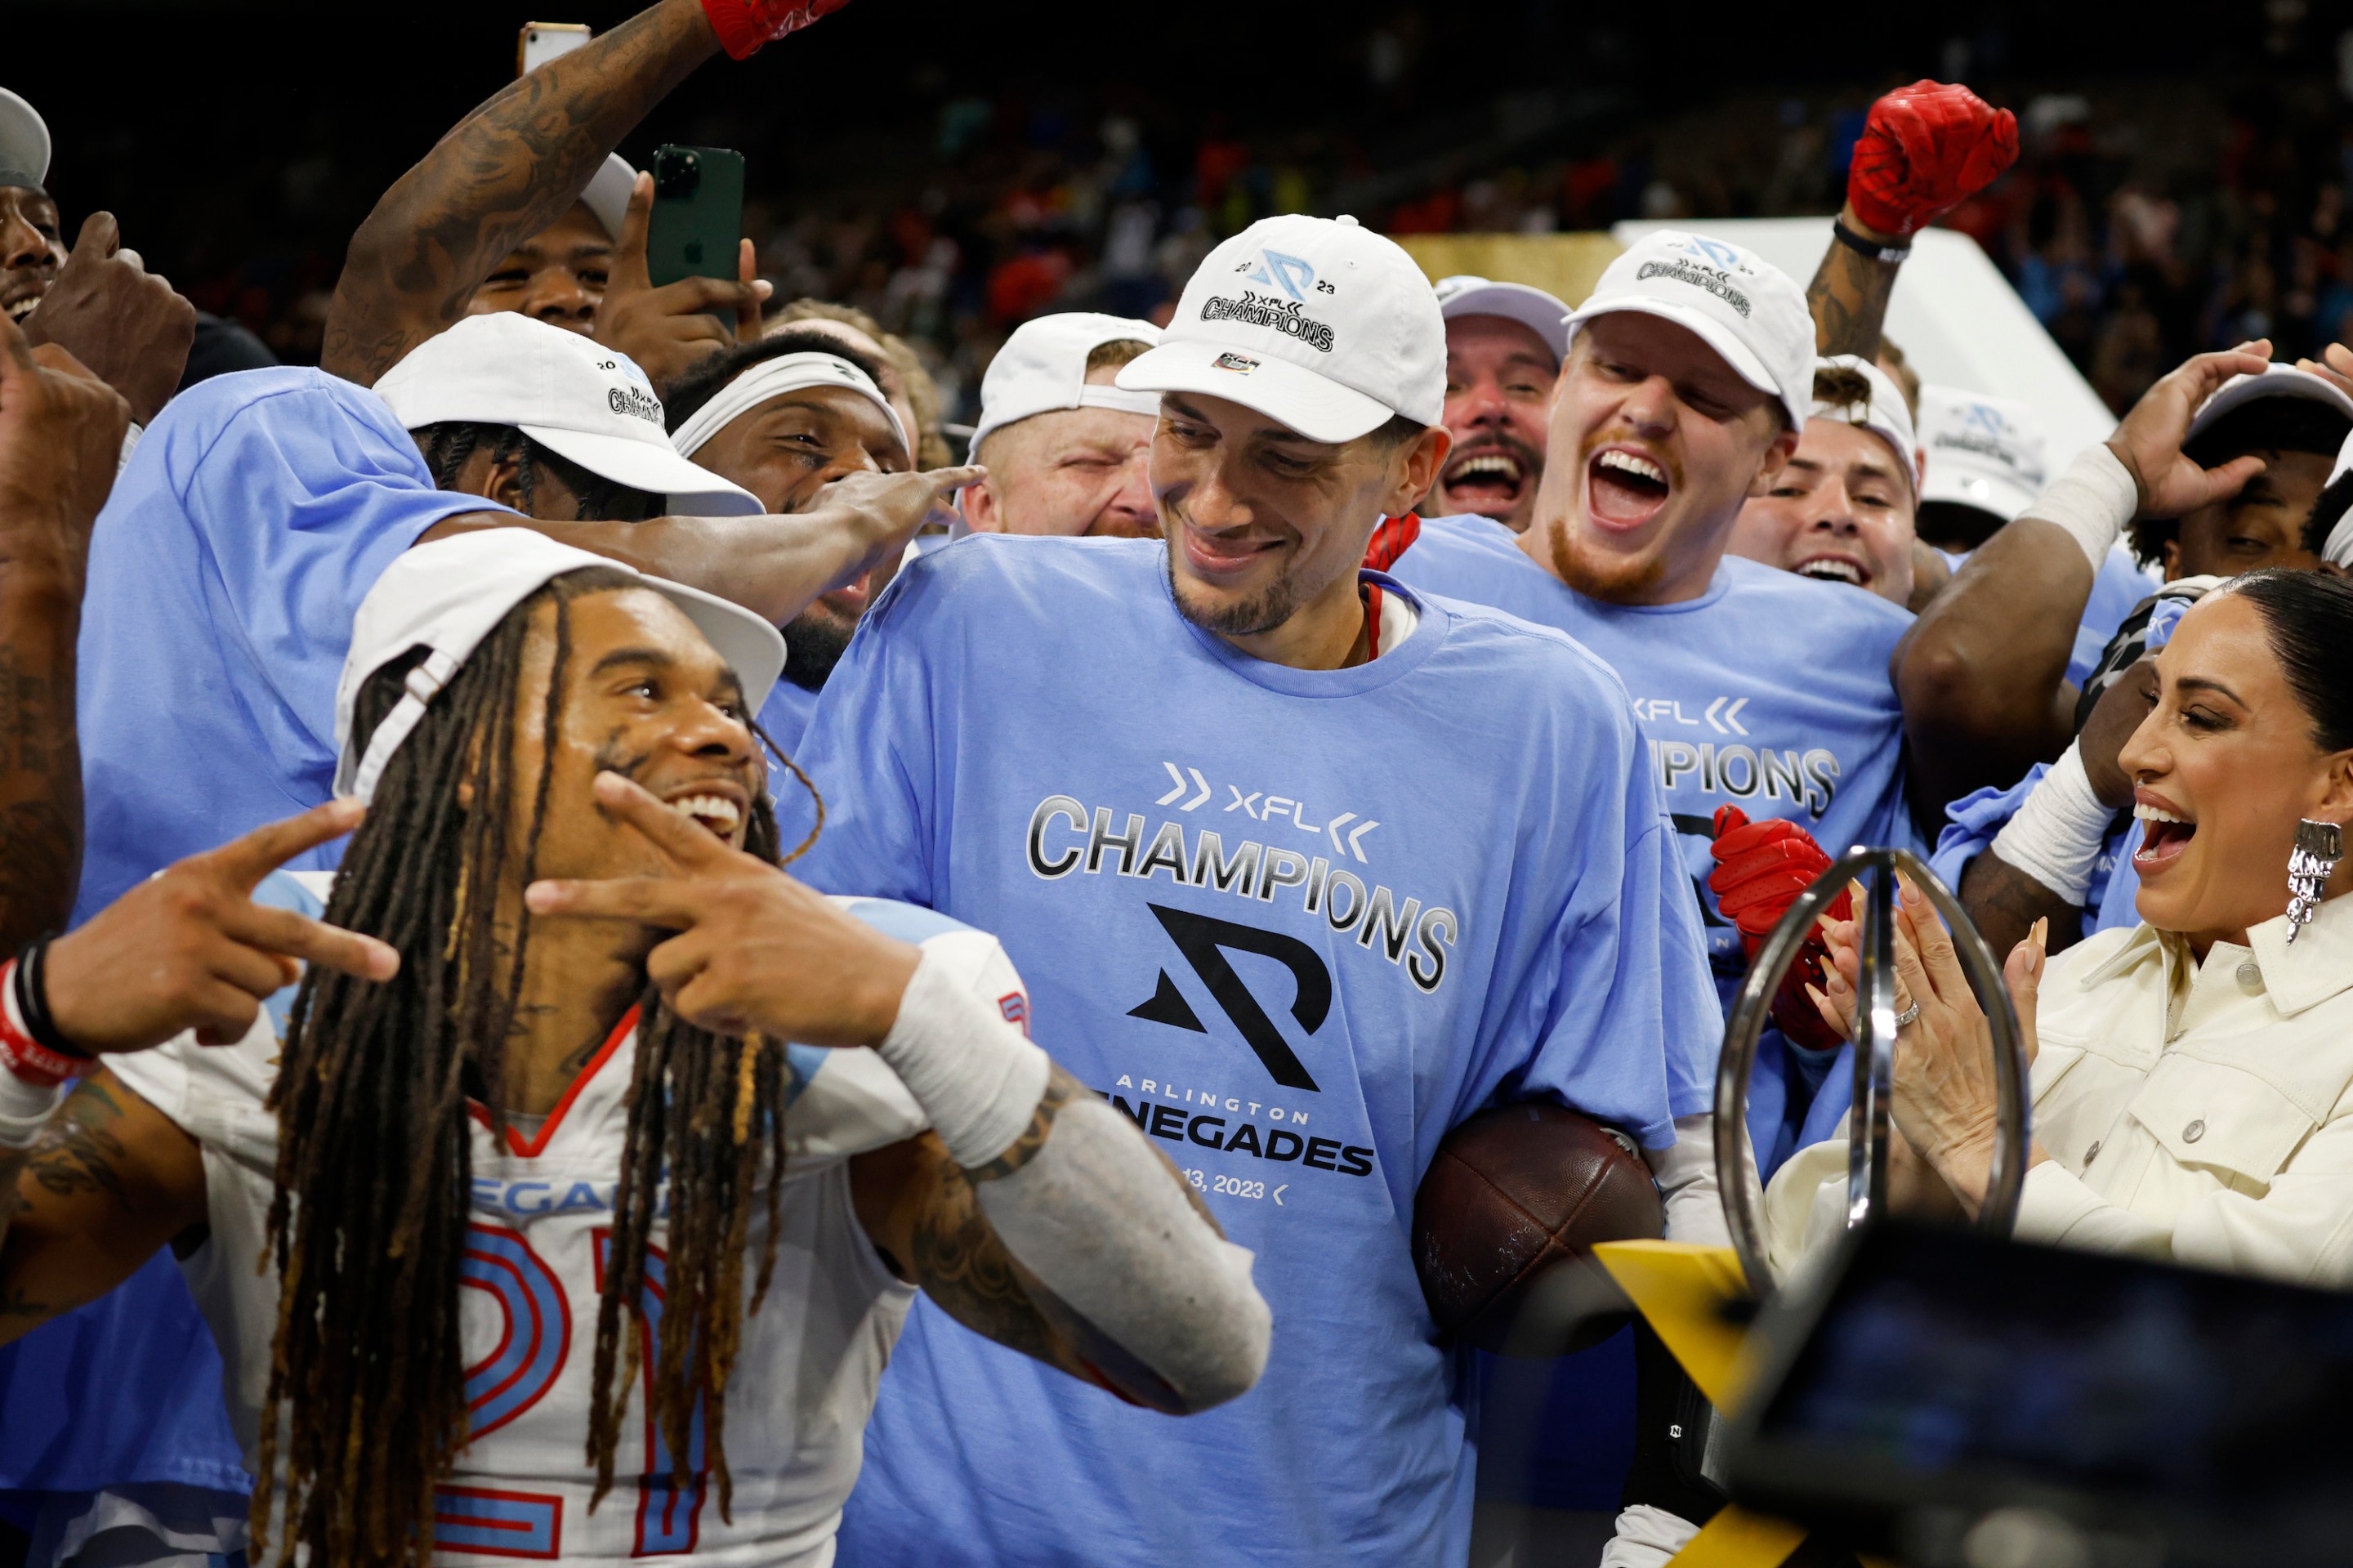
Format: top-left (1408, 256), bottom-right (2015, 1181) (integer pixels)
top-left (1916, 386), bottom-right (2047, 522)
top-left (581, 154), bottom-right (637, 243)
top-left (1118, 213), bottom-right (1443, 444)
top-left (0, 88), bottom-right (50, 192)
top-left (2185, 362), bottom-right (2353, 444)
top-left (335, 529), bottom-right (785, 803)
top-left (969, 312), bottom-right (1163, 458)
top-left (373, 314), bottom-right (761, 516)
top-left (2318, 430), bottom-right (2353, 568)
top-left (1565, 230), bottom-right (1813, 431)
top-left (1810, 355), bottom-right (1918, 493)
top-left (1432, 275), bottom-right (1572, 364)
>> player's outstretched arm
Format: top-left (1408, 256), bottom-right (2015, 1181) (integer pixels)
top-left (0, 802), bottom-right (398, 1343)
top-left (322, 0), bottom-right (728, 386)
top-left (526, 774), bottom-right (1274, 1413)
top-left (418, 463), bottom-right (980, 632)
top-left (1896, 342), bottom-right (2274, 811)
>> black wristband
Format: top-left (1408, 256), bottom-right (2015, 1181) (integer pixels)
top-left (15, 939), bottom-right (90, 1061)
top-left (1832, 217), bottom-right (1911, 265)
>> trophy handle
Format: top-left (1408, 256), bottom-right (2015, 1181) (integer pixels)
top-left (1712, 847), bottom-right (2030, 1295)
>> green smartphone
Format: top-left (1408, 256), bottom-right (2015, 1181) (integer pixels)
top-left (646, 145), bottom-right (746, 288)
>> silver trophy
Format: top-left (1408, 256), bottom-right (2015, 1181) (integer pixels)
top-left (1712, 848), bottom-right (2034, 1293)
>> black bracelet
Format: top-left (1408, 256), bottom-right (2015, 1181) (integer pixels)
top-left (1832, 217), bottom-right (1911, 265)
top-left (15, 938), bottom-right (90, 1061)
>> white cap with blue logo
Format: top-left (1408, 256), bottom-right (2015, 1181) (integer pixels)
top-left (373, 313), bottom-right (761, 517)
top-left (1917, 386), bottom-right (2048, 523)
top-left (1118, 213), bottom-right (1444, 444)
top-left (1565, 229), bottom-right (1814, 431)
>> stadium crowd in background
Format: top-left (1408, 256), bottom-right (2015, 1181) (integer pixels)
top-left (0, 3), bottom-right (2351, 1567)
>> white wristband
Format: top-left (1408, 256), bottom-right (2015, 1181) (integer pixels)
top-left (0, 1070), bottom-right (66, 1150)
top-left (1989, 741), bottom-right (2114, 904)
top-left (874, 945), bottom-right (1051, 1169)
top-left (2025, 443), bottom-right (2139, 572)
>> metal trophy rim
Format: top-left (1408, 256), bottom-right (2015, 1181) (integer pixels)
top-left (1712, 847), bottom-right (2031, 1296)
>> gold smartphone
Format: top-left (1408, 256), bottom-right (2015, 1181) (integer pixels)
top-left (518, 21), bottom-right (592, 76)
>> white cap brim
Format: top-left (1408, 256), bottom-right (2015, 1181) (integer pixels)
top-left (1921, 467), bottom-right (2038, 523)
top-left (580, 154), bottom-right (636, 243)
top-left (2187, 364), bottom-right (2353, 442)
top-left (0, 88), bottom-right (49, 190)
top-left (1437, 280), bottom-right (1571, 362)
top-left (1117, 340), bottom-right (1394, 444)
top-left (1563, 297), bottom-right (1803, 431)
top-left (520, 422), bottom-right (762, 516)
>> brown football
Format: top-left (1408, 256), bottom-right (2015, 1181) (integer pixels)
top-left (1412, 1101), bottom-right (1665, 1356)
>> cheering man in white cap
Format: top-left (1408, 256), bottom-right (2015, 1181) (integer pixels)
top-left (959, 311), bottom-right (1163, 538)
top-left (789, 212), bottom-right (1721, 1568)
top-left (0, 527), bottom-right (1266, 1566)
top-left (1423, 274), bottom-right (1571, 533)
top-left (1729, 354), bottom-right (1923, 607)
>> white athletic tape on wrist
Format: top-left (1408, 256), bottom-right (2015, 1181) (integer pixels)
top-left (874, 945), bottom-right (1051, 1169)
top-left (1990, 740), bottom-right (2114, 904)
top-left (0, 1069), bottom-right (66, 1149)
top-left (2026, 443), bottom-right (2139, 572)
top-left (976, 1094), bottom-right (1272, 1411)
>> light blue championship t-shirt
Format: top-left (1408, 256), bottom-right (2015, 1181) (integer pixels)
top-left (791, 535), bottom-right (1720, 1568)
top-left (74, 367), bottom-right (502, 920)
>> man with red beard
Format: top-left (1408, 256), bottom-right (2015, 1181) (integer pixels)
top-left (1422, 275), bottom-right (1569, 533)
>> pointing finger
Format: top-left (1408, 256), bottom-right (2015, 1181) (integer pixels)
top-left (589, 771), bottom-right (734, 870)
top-left (196, 799), bottom-right (368, 891)
top-left (523, 874), bottom-right (704, 928)
top-left (609, 172), bottom-right (654, 292)
top-left (220, 900), bottom-right (400, 983)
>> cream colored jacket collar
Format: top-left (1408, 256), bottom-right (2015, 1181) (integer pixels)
top-left (2073, 889), bottom-right (2353, 1021)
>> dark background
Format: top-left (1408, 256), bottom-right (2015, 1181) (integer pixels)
top-left (23, 0), bottom-right (2353, 421)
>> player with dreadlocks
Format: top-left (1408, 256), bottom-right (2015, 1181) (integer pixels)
top-left (0, 528), bottom-right (1271, 1566)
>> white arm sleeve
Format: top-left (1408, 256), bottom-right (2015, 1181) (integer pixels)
top-left (1601, 1504), bottom-right (1701, 1568)
top-left (1989, 740), bottom-right (2114, 905)
top-left (874, 943), bottom-right (1272, 1412)
top-left (2025, 441), bottom-right (2139, 571)
top-left (1645, 1112), bottom-right (1734, 1249)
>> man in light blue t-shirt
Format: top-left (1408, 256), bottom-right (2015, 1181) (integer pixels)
top-left (797, 214), bottom-right (1724, 1568)
top-left (1383, 231), bottom-right (1921, 1177)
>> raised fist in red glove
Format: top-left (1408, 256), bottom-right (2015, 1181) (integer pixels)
top-left (1708, 805), bottom-right (1851, 1054)
top-left (701, 0), bottom-right (854, 60)
top-left (1846, 79), bottom-right (2019, 239)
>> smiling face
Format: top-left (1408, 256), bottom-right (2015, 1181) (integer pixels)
top-left (689, 382), bottom-right (913, 686)
top-left (464, 202), bottom-right (613, 333)
top-left (507, 587), bottom-right (761, 893)
top-left (1729, 417), bottom-right (1918, 605)
top-left (967, 396), bottom-right (1159, 538)
top-left (1431, 314), bottom-right (1557, 532)
top-left (0, 185), bottom-right (65, 325)
top-left (2119, 592), bottom-right (2353, 945)
top-left (1153, 391), bottom-right (1446, 647)
top-left (2166, 448), bottom-right (2335, 579)
top-left (1530, 311), bottom-right (1797, 605)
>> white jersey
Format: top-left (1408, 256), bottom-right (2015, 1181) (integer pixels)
top-left (107, 872), bottom-right (1034, 1567)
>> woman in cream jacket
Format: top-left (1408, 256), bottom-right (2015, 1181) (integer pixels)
top-left (1770, 570), bottom-right (2353, 1284)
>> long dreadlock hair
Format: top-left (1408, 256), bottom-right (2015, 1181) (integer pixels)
top-left (414, 420), bottom-right (666, 523)
top-left (256, 567), bottom-right (824, 1566)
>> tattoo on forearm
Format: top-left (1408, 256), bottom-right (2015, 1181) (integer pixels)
top-left (23, 1081), bottom-right (132, 1211)
top-left (1806, 239), bottom-right (1900, 359)
top-left (904, 1156), bottom-right (1060, 1364)
top-left (965, 1067), bottom-right (1079, 1183)
top-left (1962, 853), bottom-right (2079, 959)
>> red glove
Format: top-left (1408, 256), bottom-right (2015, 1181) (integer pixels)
top-left (700, 0), bottom-right (854, 60)
top-left (1708, 806), bottom-right (1851, 1054)
top-left (1846, 80), bottom-right (2019, 239)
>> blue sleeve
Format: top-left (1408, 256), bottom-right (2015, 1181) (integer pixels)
top-left (1928, 763), bottom-right (2052, 892)
top-left (784, 564), bottom-right (940, 904)
top-left (176, 382), bottom-right (504, 757)
top-left (1497, 725), bottom-right (1722, 1151)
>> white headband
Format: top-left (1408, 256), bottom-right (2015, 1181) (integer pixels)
top-left (669, 351), bottom-right (910, 462)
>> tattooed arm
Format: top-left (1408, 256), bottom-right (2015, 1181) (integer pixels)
top-left (321, 0), bottom-right (723, 386)
top-left (0, 313), bottom-right (131, 950)
top-left (851, 1064), bottom-right (1269, 1414)
top-left (0, 1070), bottom-right (208, 1342)
top-left (1806, 203), bottom-right (1905, 359)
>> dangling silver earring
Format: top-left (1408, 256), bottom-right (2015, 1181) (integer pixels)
top-left (2287, 820), bottom-right (2343, 944)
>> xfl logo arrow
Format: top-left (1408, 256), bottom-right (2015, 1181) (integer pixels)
top-left (1129, 904), bottom-right (1331, 1092)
